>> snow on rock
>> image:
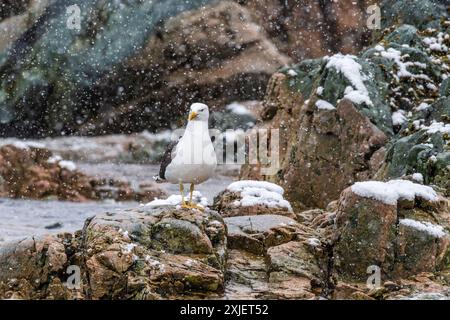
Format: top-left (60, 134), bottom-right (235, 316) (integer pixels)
top-left (307, 238), bottom-right (321, 247)
top-left (47, 155), bottom-right (77, 171)
top-left (145, 191), bottom-right (208, 208)
top-left (424, 121), bottom-right (450, 134)
top-left (350, 180), bottom-right (438, 205)
top-left (6, 141), bottom-right (46, 150)
top-left (287, 69), bottom-right (298, 77)
top-left (227, 180), bottom-right (285, 195)
top-left (412, 173), bottom-right (424, 184)
top-left (392, 110), bottom-right (407, 126)
top-left (416, 102), bottom-right (431, 111)
top-left (316, 86), bottom-right (324, 96)
top-left (399, 219), bottom-right (447, 238)
top-left (325, 54), bottom-right (373, 106)
top-left (122, 243), bottom-right (137, 254)
top-left (227, 180), bottom-right (292, 211)
top-left (423, 32), bottom-right (449, 52)
top-left (47, 155), bottom-right (63, 164)
top-left (380, 47), bottom-right (431, 81)
top-left (315, 99), bottom-right (336, 110)
top-left (226, 102), bottom-right (252, 116)
top-left (58, 160), bottom-right (77, 171)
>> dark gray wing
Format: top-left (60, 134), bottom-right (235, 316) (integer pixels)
top-left (157, 139), bottom-right (179, 181)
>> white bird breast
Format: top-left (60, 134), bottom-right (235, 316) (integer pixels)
top-left (165, 121), bottom-right (217, 184)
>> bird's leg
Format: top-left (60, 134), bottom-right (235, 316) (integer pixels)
top-left (186, 183), bottom-right (204, 211)
top-left (189, 183), bottom-right (195, 206)
top-left (179, 182), bottom-right (188, 207)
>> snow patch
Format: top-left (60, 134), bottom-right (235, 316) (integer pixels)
top-left (47, 155), bottom-right (63, 164)
top-left (316, 86), bottom-right (324, 96)
top-left (412, 173), bottom-right (424, 184)
top-left (58, 160), bottom-right (77, 171)
top-left (351, 180), bottom-right (438, 205)
top-left (325, 54), bottom-right (373, 106)
top-left (399, 219), bottom-right (447, 238)
top-left (145, 191), bottom-right (208, 208)
top-left (424, 121), bottom-right (450, 134)
top-left (47, 155), bottom-right (76, 171)
top-left (227, 180), bottom-right (292, 212)
top-left (423, 33), bottom-right (449, 52)
top-left (226, 102), bottom-right (252, 116)
top-left (122, 243), bottom-right (137, 254)
top-left (307, 238), bottom-right (321, 247)
top-left (416, 102), bottom-right (431, 111)
top-left (228, 180), bottom-right (284, 195)
top-left (287, 69), bottom-right (298, 77)
top-left (315, 99), bottom-right (335, 110)
top-left (380, 47), bottom-right (431, 81)
top-left (392, 110), bottom-right (407, 126)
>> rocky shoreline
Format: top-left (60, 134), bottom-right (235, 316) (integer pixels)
top-left (0, 179), bottom-right (448, 300)
top-left (0, 0), bottom-right (449, 301)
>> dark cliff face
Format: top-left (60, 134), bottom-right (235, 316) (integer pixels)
top-left (0, 0), bottom-right (218, 138)
top-left (0, 0), bottom-right (375, 138)
top-left (0, 0), bottom-right (447, 138)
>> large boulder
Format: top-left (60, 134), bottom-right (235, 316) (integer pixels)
top-left (0, 0), bottom-right (289, 137)
top-left (213, 180), bottom-right (294, 218)
top-left (241, 17), bottom-right (450, 209)
top-left (0, 206), bottom-right (227, 299)
top-left (0, 234), bottom-right (74, 300)
top-left (332, 180), bottom-right (450, 281)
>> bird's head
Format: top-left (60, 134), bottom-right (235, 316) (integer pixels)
top-left (188, 103), bottom-right (209, 122)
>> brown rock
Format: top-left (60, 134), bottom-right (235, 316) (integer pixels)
top-left (240, 0), bottom-right (372, 63)
top-left (0, 144), bottom-right (166, 202)
top-left (331, 184), bottom-right (450, 282)
top-left (333, 188), bottom-right (397, 280)
top-left (266, 241), bottom-right (325, 299)
top-left (0, 206), bottom-right (227, 300)
top-left (224, 214), bottom-right (316, 255)
top-left (240, 73), bottom-right (388, 209)
top-left (0, 234), bottom-right (75, 300)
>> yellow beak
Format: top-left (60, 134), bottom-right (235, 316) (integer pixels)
top-left (188, 111), bottom-right (198, 121)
